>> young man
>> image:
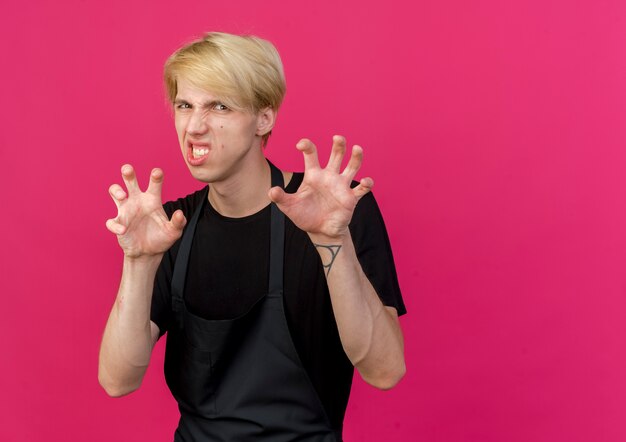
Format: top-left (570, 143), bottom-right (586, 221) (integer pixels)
top-left (99, 32), bottom-right (406, 441)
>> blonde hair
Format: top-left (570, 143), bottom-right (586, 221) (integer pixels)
top-left (164, 32), bottom-right (287, 145)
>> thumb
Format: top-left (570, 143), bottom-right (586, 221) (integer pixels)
top-left (170, 209), bottom-right (187, 231)
top-left (268, 186), bottom-right (287, 204)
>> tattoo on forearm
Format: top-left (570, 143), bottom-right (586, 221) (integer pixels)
top-left (313, 244), bottom-right (342, 276)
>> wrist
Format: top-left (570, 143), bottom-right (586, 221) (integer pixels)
top-left (123, 253), bottom-right (164, 271)
top-left (307, 229), bottom-right (351, 246)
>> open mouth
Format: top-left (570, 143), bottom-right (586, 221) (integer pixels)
top-left (186, 141), bottom-right (211, 165)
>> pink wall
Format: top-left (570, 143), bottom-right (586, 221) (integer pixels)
top-left (1, 0), bottom-right (625, 440)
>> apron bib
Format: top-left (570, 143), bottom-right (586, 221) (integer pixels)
top-left (164, 162), bottom-right (340, 442)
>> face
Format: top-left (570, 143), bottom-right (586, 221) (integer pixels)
top-left (173, 78), bottom-right (274, 183)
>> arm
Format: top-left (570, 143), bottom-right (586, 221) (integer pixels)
top-left (312, 232), bottom-right (405, 390)
top-left (98, 165), bottom-right (186, 397)
top-left (269, 136), bottom-right (406, 390)
top-left (99, 257), bottom-right (162, 397)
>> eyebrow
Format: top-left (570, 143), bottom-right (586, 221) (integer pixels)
top-left (173, 98), bottom-right (224, 108)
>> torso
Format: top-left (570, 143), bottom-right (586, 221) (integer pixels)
top-left (151, 169), bottom-right (406, 430)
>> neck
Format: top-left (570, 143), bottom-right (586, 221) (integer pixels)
top-left (207, 152), bottom-right (272, 218)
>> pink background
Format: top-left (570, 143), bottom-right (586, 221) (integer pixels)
top-left (1, 0), bottom-right (625, 441)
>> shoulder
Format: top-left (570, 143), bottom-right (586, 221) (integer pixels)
top-left (163, 187), bottom-right (208, 218)
top-left (351, 190), bottom-right (381, 226)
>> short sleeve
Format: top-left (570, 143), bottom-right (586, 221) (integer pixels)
top-left (349, 191), bottom-right (406, 316)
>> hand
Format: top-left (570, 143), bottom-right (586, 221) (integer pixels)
top-left (106, 165), bottom-right (186, 258)
top-left (268, 135), bottom-right (373, 241)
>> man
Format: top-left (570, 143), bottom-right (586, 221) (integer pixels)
top-left (99, 32), bottom-right (406, 441)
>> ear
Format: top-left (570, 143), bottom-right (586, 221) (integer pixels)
top-left (255, 107), bottom-right (277, 137)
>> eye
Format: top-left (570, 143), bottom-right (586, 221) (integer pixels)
top-left (176, 102), bottom-right (191, 110)
top-left (213, 103), bottom-right (229, 111)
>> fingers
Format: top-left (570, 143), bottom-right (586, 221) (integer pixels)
top-left (105, 218), bottom-right (126, 235)
top-left (341, 144), bottom-right (364, 181)
top-left (326, 135), bottom-right (346, 172)
top-left (146, 168), bottom-right (164, 197)
top-left (296, 139), bottom-right (321, 171)
top-left (353, 177), bottom-right (374, 200)
top-left (108, 184), bottom-right (127, 208)
top-left (121, 164), bottom-right (141, 195)
top-left (169, 209), bottom-right (187, 231)
top-left (116, 165), bottom-right (164, 198)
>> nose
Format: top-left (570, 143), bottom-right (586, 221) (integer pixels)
top-left (187, 109), bottom-right (209, 136)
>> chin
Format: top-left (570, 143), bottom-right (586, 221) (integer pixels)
top-left (188, 170), bottom-right (216, 183)
top-left (186, 163), bottom-right (228, 184)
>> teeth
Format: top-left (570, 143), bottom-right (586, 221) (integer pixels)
top-left (192, 147), bottom-right (208, 158)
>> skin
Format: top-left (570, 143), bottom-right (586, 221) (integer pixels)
top-left (98, 79), bottom-right (405, 397)
top-left (269, 138), bottom-right (405, 387)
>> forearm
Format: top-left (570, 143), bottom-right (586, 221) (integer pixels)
top-left (98, 255), bottom-right (162, 397)
top-left (311, 231), bottom-right (405, 390)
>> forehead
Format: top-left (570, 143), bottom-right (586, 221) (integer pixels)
top-left (175, 78), bottom-right (219, 101)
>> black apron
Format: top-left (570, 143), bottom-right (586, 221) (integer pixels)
top-left (164, 162), bottom-right (341, 442)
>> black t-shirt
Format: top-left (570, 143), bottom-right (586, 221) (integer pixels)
top-left (151, 172), bottom-right (406, 430)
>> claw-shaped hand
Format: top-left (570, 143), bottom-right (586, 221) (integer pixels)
top-left (268, 135), bottom-right (373, 241)
top-left (106, 165), bottom-right (187, 258)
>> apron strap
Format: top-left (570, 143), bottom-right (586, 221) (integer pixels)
top-left (268, 160), bottom-right (285, 297)
top-left (171, 187), bottom-right (209, 312)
